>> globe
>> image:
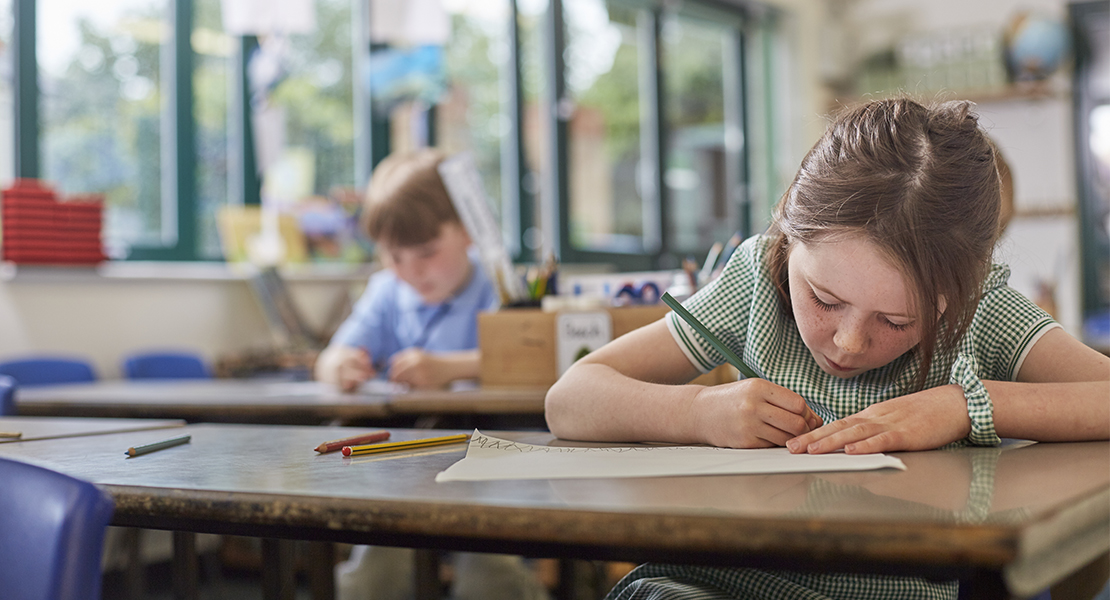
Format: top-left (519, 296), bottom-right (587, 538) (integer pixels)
top-left (1003, 12), bottom-right (1071, 82)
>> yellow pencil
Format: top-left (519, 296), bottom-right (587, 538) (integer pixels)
top-left (341, 433), bottom-right (470, 457)
top-left (0, 431), bottom-right (22, 439)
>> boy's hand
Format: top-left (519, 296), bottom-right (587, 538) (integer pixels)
top-left (334, 347), bottom-right (376, 392)
top-left (786, 384), bottom-right (972, 454)
top-left (388, 349), bottom-right (449, 389)
top-left (694, 378), bottom-right (822, 448)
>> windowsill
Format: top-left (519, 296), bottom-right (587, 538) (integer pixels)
top-left (0, 260), bottom-right (380, 283)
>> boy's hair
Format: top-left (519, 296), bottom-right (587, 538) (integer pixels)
top-left (766, 98), bottom-right (1001, 390)
top-left (360, 149), bottom-right (461, 247)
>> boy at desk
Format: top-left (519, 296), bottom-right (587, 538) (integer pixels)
top-left (315, 149), bottom-right (498, 391)
top-left (316, 149), bottom-right (548, 600)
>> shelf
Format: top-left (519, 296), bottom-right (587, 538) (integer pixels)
top-left (831, 81), bottom-right (1071, 110)
top-left (0, 260), bottom-right (379, 284)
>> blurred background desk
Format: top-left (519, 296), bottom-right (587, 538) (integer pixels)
top-left (0, 424), bottom-right (1104, 600)
top-left (15, 379), bottom-right (393, 424)
top-left (14, 379), bottom-right (548, 427)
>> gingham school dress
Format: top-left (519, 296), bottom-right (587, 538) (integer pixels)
top-left (611, 235), bottom-right (1058, 600)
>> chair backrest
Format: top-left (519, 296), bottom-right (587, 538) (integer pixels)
top-left (0, 375), bottom-right (16, 416)
top-left (122, 351), bottom-right (211, 380)
top-left (0, 458), bottom-right (115, 600)
top-left (0, 357), bottom-right (97, 387)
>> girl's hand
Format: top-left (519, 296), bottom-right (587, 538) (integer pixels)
top-left (694, 378), bottom-right (823, 448)
top-left (334, 347), bottom-right (376, 392)
top-left (388, 349), bottom-right (447, 389)
top-left (787, 384), bottom-right (972, 454)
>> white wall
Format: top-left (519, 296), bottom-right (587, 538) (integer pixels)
top-left (0, 266), bottom-right (367, 379)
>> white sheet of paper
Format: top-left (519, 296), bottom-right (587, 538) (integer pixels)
top-left (435, 430), bottom-right (906, 482)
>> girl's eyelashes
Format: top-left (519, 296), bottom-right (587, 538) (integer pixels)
top-left (809, 291), bottom-right (839, 311)
top-left (810, 287), bottom-right (915, 331)
top-left (883, 319), bottom-right (912, 332)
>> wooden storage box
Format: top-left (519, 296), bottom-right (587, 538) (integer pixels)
top-left (478, 305), bottom-right (737, 387)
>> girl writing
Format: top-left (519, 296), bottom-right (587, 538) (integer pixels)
top-left (545, 98), bottom-right (1109, 600)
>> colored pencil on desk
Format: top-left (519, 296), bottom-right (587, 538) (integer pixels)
top-left (661, 292), bottom-right (759, 379)
top-left (125, 434), bottom-right (191, 458)
top-left (0, 431), bottom-right (22, 439)
top-left (342, 433), bottom-right (470, 457)
top-left (314, 430), bottom-right (391, 454)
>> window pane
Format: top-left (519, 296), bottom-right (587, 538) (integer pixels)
top-left (564, 0), bottom-right (642, 253)
top-left (0, 0), bottom-right (12, 184)
top-left (267, 0), bottom-right (354, 198)
top-left (662, 13), bottom-right (732, 255)
top-left (194, 0), bottom-right (230, 259)
top-left (438, 0), bottom-right (508, 223)
top-left (39, 0), bottom-right (169, 251)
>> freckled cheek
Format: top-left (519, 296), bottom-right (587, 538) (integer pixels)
top-left (793, 308), bottom-right (836, 349)
top-left (869, 332), bottom-right (919, 362)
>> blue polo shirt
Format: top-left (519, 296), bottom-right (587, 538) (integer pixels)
top-left (329, 251), bottom-right (499, 369)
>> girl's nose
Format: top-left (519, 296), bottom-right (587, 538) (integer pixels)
top-left (833, 318), bottom-right (868, 355)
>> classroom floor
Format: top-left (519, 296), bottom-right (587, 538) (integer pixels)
top-left (99, 536), bottom-right (633, 600)
top-left (102, 558), bottom-right (313, 600)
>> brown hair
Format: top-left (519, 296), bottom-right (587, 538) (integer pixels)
top-left (992, 140), bottom-right (1014, 235)
top-left (766, 98), bottom-right (1001, 390)
top-left (360, 149), bottom-right (461, 247)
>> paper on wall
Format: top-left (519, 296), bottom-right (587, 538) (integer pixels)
top-left (435, 430), bottom-right (906, 482)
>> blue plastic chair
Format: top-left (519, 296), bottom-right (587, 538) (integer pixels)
top-left (122, 351), bottom-right (211, 380)
top-left (0, 375), bottom-right (15, 416)
top-left (0, 457), bottom-right (115, 600)
top-left (0, 357), bottom-right (97, 387)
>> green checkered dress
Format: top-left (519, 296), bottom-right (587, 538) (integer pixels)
top-left (667, 235), bottom-right (1056, 439)
top-left (611, 235), bottom-right (1057, 600)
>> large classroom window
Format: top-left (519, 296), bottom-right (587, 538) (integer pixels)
top-left (7, 0), bottom-right (771, 268)
top-left (38, 0), bottom-right (171, 256)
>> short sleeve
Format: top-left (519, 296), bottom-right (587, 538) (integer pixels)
top-left (963, 265), bottom-right (1059, 382)
top-left (665, 236), bottom-right (768, 374)
top-left (328, 271), bottom-right (402, 361)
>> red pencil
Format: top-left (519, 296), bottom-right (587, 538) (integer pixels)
top-left (314, 430), bottom-right (391, 454)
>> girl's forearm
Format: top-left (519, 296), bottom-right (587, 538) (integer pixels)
top-left (986, 380), bottom-right (1110, 441)
top-left (544, 361), bottom-right (705, 443)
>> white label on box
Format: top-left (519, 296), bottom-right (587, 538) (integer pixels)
top-left (556, 311), bottom-right (612, 375)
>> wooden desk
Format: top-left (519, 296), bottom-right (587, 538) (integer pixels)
top-left (386, 385), bottom-right (546, 416)
top-left (14, 380), bottom-right (546, 424)
top-left (15, 380), bottom-right (394, 423)
top-left (0, 424), bottom-right (1104, 599)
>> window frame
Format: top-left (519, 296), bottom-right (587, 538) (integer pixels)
top-left (10, 0), bottom-right (762, 268)
top-left (537, 0), bottom-right (754, 271)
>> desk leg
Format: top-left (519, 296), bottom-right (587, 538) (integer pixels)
top-left (414, 549), bottom-right (441, 600)
top-left (122, 528), bottom-right (145, 599)
top-left (307, 541), bottom-right (337, 600)
top-left (172, 531), bottom-right (199, 600)
top-left (262, 538), bottom-right (297, 600)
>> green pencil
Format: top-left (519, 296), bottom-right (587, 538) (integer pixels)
top-left (125, 434), bottom-right (191, 458)
top-left (661, 291), bottom-right (759, 379)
